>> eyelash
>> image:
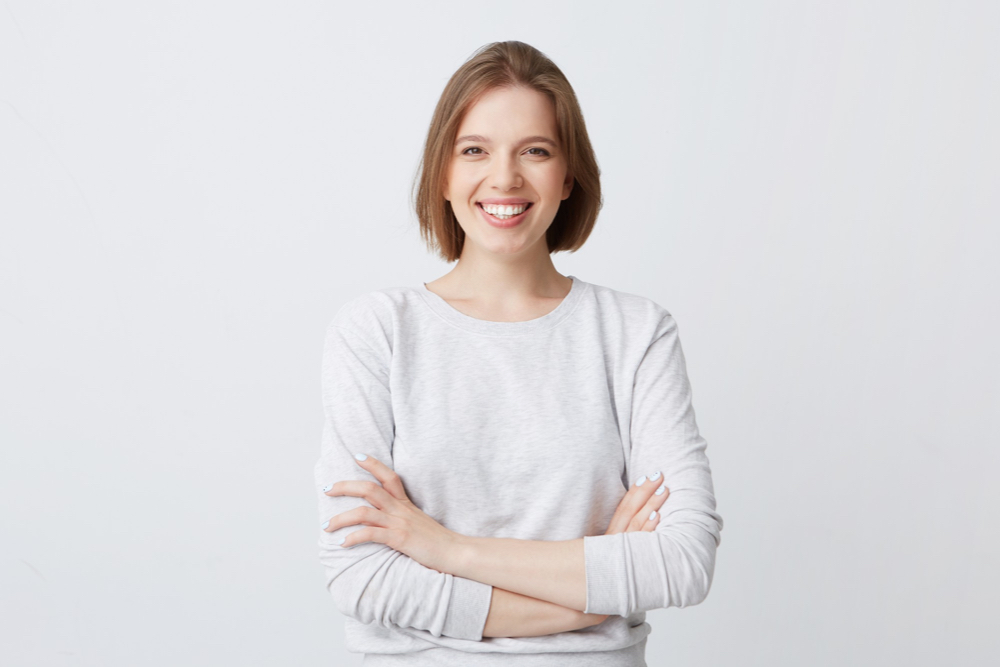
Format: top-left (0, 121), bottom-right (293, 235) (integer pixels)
top-left (461, 147), bottom-right (550, 156)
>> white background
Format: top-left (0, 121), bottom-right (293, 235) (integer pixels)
top-left (2, 1), bottom-right (997, 665)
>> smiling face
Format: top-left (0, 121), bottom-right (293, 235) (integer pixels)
top-left (443, 85), bottom-right (574, 258)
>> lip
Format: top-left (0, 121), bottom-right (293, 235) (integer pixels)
top-left (477, 202), bottom-right (532, 229)
top-left (478, 197), bottom-right (532, 205)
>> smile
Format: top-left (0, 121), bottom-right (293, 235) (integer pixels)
top-left (477, 202), bottom-right (533, 228)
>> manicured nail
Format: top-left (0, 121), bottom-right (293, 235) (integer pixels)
top-left (650, 471), bottom-right (661, 481)
top-left (649, 510), bottom-right (657, 521)
top-left (354, 453), bottom-right (368, 461)
top-left (322, 483), bottom-right (332, 493)
top-left (321, 520), bottom-right (329, 530)
top-left (336, 537), bottom-right (346, 546)
top-left (655, 484), bottom-right (667, 496)
top-left (635, 475), bottom-right (647, 487)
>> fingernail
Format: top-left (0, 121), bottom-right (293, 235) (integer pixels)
top-left (635, 475), bottom-right (647, 487)
top-left (650, 471), bottom-right (661, 481)
top-left (649, 510), bottom-right (657, 521)
top-left (336, 537), bottom-right (346, 546)
top-left (655, 484), bottom-right (667, 495)
top-left (322, 483), bottom-right (332, 493)
top-left (321, 520), bottom-right (329, 530)
top-left (354, 453), bottom-right (368, 461)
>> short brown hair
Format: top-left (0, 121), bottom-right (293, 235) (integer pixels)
top-left (412, 41), bottom-right (603, 263)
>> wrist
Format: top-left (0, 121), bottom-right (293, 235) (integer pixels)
top-left (581, 612), bottom-right (610, 627)
top-left (448, 532), bottom-right (478, 576)
top-left (562, 607), bottom-right (607, 631)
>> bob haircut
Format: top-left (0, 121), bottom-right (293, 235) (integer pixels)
top-left (412, 41), bottom-right (603, 263)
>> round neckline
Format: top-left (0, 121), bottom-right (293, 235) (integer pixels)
top-left (418, 275), bottom-right (587, 336)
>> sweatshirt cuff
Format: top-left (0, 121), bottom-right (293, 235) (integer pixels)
top-left (441, 575), bottom-right (494, 641)
top-left (584, 533), bottom-right (629, 616)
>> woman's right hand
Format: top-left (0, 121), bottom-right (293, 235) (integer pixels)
top-left (581, 472), bottom-right (671, 628)
top-left (604, 471), bottom-right (670, 535)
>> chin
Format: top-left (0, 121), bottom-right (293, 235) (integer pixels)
top-left (487, 232), bottom-right (549, 255)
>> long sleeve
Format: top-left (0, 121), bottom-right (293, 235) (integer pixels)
top-left (314, 302), bottom-right (494, 641)
top-left (582, 311), bottom-right (724, 616)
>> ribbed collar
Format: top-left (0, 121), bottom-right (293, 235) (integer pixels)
top-left (418, 275), bottom-right (589, 336)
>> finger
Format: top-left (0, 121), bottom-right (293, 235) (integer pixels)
top-left (325, 479), bottom-right (396, 510)
top-left (607, 473), bottom-right (654, 533)
top-left (608, 471), bottom-right (663, 534)
top-left (352, 453), bottom-right (410, 501)
top-left (336, 525), bottom-right (395, 549)
top-left (323, 505), bottom-right (385, 533)
top-left (629, 482), bottom-right (670, 531)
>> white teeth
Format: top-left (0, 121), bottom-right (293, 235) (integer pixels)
top-left (482, 203), bottom-right (529, 218)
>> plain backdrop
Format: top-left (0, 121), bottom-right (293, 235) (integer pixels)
top-left (2, 1), bottom-right (997, 665)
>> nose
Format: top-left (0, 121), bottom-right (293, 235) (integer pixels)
top-left (489, 152), bottom-right (523, 191)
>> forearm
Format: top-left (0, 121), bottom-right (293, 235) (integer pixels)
top-left (452, 536), bottom-right (588, 611)
top-left (483, 587), bottom-right (604, 638)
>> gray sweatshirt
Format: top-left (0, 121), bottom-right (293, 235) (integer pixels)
top-left (314, 275), bottom-right (723, 666)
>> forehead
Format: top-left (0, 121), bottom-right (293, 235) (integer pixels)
top-left (457, 86), bottom-right (559, 138)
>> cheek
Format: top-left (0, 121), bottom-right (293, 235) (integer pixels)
top-left (540, 180), bottom-right (567, 202)
top-left (445, 169), bottom-right (478, 199)
top-left (537, 163), bottom-right (568, 189)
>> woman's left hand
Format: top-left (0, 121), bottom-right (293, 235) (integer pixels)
top-left (322, 454), bottom-right (464, 575)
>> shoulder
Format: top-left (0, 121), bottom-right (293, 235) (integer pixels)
top-left (584, 279), bottom-right (677, 338)
top-left (326, 284), bottom-right (418, 354)
top-left (581, 281), bottom-right (693, 377)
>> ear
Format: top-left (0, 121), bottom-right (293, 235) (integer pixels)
top-left (562, 172), bottom-right (574, 201)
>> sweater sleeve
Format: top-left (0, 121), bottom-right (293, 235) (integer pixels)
top-left (583, 311), bottom-right (724, 616)
top-left (314, 309), bottom-right (494, 641)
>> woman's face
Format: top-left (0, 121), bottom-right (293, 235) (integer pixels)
top-left (443, 85), bottom-right (574, 258)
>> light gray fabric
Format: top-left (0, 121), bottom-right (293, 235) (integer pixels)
top-left (315, 275), bottom-right (723, 661)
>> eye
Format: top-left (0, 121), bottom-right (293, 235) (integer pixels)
top-left (526, 147), bottom-right (550, 156)
top-left (462, 147), bottom-right (484, 155)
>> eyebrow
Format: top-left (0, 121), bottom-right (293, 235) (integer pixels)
top-left (455, 134), bottom-right (558, 148)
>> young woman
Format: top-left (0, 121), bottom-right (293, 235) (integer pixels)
top-left (316, 41), bottom-right (723, 666)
